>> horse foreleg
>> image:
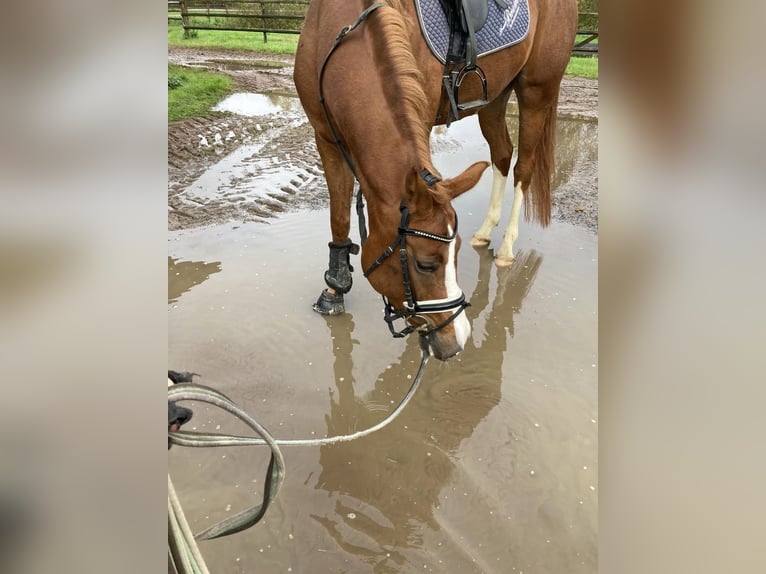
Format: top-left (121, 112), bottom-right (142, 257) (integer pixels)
top-left (313, 137), bottom-right (356, 315)
top-left (470, 165), bottom-right (508, 247)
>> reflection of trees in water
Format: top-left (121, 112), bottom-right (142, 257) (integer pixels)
top-left (167, 256), bottom-right (221, 304)
top-left (504, 114), bottom-right (597, 190)
top-left (313, 248), bottom-right (543, 570)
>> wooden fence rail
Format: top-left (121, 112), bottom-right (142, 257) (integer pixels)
top-left (168, 2), bottom-right (598, 54)
top-left (573, 10), bottom-right (598, 55)
top-left (169, 0), bottom-right (309, 41)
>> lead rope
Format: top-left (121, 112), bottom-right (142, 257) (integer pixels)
top-left (170, 5), bottom-right (436, 571)
top-left (168, 342), bottom-right (430, 571)
top-left (169, 344), bottom-right (429, 452)
top-left (169, 475), bottom-right (209, 574)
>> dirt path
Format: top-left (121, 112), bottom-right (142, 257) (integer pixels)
top-left (168, 46), bottom-right (598, 232)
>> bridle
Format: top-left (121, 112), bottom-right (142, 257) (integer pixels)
top-left (363, 200), bottom-right (470, 338)
top-left (318, 2), bottom-right (470, 339)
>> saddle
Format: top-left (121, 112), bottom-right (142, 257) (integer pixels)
top-left (437, 0), bottom-right (509, 124)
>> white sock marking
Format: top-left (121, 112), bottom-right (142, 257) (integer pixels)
top-left (499, 181), bottom-right (524, 260)
top-left (475, 165), bottom-right (508, 239)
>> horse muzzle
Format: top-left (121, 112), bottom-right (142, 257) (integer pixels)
top-left (419, 304), bottom-right (471, 360)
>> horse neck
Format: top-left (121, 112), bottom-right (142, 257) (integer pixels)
top-left (364, 1), bottom-right (437, 177)
top-left (364, 174), bottom-right (408, 233)
top-left (363, 175), bottom-right (441, 243)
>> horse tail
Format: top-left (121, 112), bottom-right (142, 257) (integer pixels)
top-left (526, 91), bottom-right (558, 227)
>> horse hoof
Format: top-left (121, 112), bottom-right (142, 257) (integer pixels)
top-left (494, 255), bottom-right (515, 267)
top-left (312, 289), bottom-right (346, 315)
top-left (470, 235), bottom-right (490, 247)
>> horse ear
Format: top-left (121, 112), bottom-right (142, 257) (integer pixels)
top-left (441, 161), bottom-right (490, 199)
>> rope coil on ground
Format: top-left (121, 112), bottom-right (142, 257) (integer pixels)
top-left (169, 475), bottom-right (210, 574)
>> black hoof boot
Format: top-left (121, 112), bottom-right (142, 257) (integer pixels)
top-left (312, 289), bottom-right (345, 315)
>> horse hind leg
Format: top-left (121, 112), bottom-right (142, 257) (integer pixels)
top-left (312, 136), bottom-right (357, 315)
top-left (494, 80), bottom-right (559, 267)
top-left (470, 89), bottom-right (514, 248)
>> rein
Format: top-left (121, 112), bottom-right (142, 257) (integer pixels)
top-left (318, 2), bottom-right (441, 245)
top-left (318, 2), bottom-right (387, 245)
top-left (318, 3), bottom-right (469, 340)
top-left (168, 342), bottom-right (431, 559)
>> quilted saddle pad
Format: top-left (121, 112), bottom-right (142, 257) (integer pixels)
top-left (414, 0), bottom-right (531, 64)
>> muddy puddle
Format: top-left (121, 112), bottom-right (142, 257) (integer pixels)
top-left (170, 91), bottom-right (597, 233)
top-left (213, 92), bottom-right (303, 117)
top-left (207, 58), bottom-right (290, 71)
top-left (169, 110), bottom-right (597, 573)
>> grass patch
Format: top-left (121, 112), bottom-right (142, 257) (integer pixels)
top-left (575, 33), bottom-right (599, 45)
top-left (168, 63), bottom-right (232, 122)
top-left (169, 22), bottom-right (596, 80)
top-left (168, 22), bottom-right (299, 55)
top-left (565, 55), bottom-right (598, 79)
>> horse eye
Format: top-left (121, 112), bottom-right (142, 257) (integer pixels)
top-left (414, 259), bottom-right (439, 274)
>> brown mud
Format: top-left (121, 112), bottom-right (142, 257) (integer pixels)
top-left (168, 46), bottom-right (598, 573)
top-left (168, 46), bottom-right (598, 233)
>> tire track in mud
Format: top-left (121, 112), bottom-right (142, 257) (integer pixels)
top-left (168, 47), bottom-right (598, 232)
top-left (169, 110), bottom-right (328, 231)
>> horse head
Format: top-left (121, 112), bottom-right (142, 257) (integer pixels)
top-left (362, 161), bottom-right (488, 360)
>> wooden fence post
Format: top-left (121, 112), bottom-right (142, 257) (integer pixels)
top-left (259, 2), bottom-right (268, 43)
top-left (180, 0), bottom-right (190, 39)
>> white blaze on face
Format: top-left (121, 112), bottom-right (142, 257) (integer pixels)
top-left (445, 225), bottom-right (471, 348)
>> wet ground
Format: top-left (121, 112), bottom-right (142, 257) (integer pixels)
top-left (168, 47), bottom-right (598, 233)
top-left (168, 88), bottom-right (598, 574)
top-left (169, 47), bottom-right (597, 573)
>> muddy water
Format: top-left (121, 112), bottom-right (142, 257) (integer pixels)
top-left (213, 93), bottom-right (304, 117)
top-left (169, 115), bottom-right (597, 573)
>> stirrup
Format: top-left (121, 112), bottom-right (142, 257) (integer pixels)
top-left (442, 64), bottom-right (489, 123)
top-left (455, 64), bottom-right (489, 112)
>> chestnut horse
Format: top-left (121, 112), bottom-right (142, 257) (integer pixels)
top-left (294, 0), bottom-right (577, 360)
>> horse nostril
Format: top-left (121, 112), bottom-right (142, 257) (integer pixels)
top-left (428, 334), bottom-right (462, 361)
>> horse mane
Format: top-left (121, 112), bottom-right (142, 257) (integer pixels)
top-left (366, 2), bottom-right (449, 205)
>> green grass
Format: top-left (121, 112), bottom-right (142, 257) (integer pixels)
top-left (565, 55), bottom-right (598, 79)
top-left (168, 63), bottom-right (232, 122)
top-left (168, 21), bottom-right (299, 55)
top-left (168, 21), bottom-right (596, 90)
top-left (575, 33), bottom-right (599, 45)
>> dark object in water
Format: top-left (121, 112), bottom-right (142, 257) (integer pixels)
top-left (168, 370), bottom-right (198, 384)
top-left (168, 370), bottom-right (196, 448)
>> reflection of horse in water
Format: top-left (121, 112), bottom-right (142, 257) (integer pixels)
top-left (313, 249), bottom-right (543, 569)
